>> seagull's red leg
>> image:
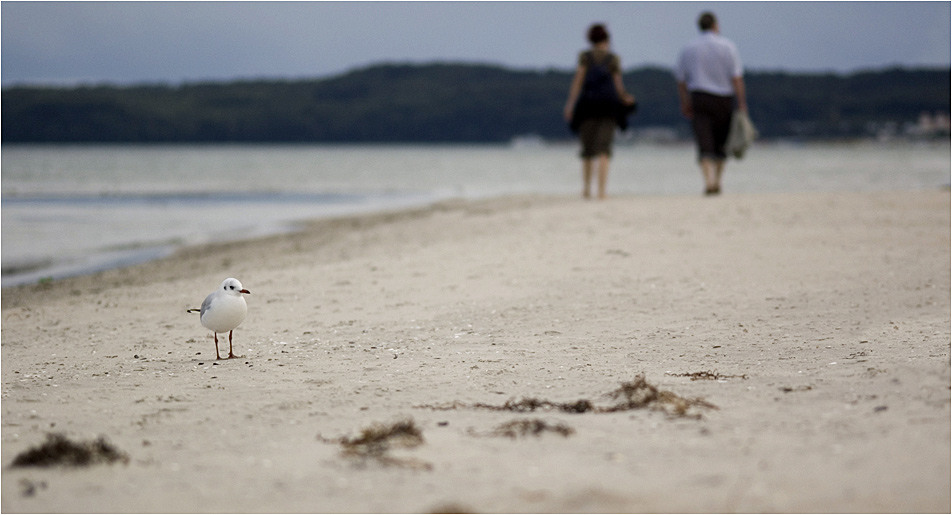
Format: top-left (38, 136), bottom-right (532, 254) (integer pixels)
top-left (213, 333), bottom-right (222, 360)
top-left (227, 330), bottom-right (243, 359)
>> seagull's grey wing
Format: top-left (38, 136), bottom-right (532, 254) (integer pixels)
top-left (199, 292), bottom-right (216, 317)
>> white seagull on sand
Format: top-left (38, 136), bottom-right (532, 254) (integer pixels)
top-left (187, 278), bottom-right (251, 360)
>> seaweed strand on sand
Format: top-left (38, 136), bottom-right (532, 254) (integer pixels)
top-left (418, 375), bottom-right (717, 419)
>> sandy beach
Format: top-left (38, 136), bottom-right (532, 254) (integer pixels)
top-left (2, 190), bottom-right (949, 513)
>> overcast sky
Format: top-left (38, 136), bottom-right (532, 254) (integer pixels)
top-left (2, 1), bottom-right (949, 86)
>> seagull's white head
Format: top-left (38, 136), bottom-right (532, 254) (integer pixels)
top-left (220, 277), bottom-right (251, 296)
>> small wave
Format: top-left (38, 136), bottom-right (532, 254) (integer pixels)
top-left (1, 246), bottom-right (175, 288)
top-left (0, 191), bottom-right (369, 206)
top-left (1, 258), bottom-right (55, 277)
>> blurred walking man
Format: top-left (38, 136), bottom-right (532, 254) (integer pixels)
top-left (675, 12), bottom-right (748, 195)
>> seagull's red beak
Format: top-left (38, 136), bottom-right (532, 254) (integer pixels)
top-left (240, 289), bottom-right (251, 294)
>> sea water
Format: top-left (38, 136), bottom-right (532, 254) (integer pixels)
top-left (2, 140), bottom-right (949, 287)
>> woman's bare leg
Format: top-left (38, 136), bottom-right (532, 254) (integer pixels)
top-left (582, 158), bottom-right (594, 198)
top-left (597, 154), bottom-right (611, 199)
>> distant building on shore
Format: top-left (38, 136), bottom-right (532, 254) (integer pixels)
top-left (910, 111), bottom-right (951, 137)
top-left (870, 111), bottom-right (950, 141)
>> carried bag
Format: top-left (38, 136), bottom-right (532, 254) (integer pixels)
top-left (726, 110), bottom-right (759, 159)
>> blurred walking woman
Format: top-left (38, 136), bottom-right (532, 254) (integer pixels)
top-left (564, 23), bottom-right (635, 200)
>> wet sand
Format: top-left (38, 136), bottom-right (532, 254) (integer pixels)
top-left (2, 191), bottom-right (949, 513)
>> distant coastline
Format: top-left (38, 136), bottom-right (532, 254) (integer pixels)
top-left (2, 63), bottom-right (949, 143)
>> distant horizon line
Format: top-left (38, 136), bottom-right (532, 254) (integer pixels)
top-left (3, 60), bottom-right (949, 90)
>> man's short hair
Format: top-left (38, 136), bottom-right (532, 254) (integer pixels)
top-left (698, 12), bottom-right (717, 31)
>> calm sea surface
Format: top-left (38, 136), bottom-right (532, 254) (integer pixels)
top-left (2, 140), bottom-right (949, 287)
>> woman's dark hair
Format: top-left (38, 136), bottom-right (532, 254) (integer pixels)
top-left (587, 24), bottom-right (609, 44)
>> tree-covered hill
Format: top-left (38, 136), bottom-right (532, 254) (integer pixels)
top-left (2, 63), bottom-right (948, 143)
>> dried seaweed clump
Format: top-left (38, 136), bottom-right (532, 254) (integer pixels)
top-left (428, 502), bottom-right (474, 514)
top-left (488, 418), bottom-right (575, 439)
top-left (11, 433), bottom-right (129, 468)
top-left (604, 375), bottom-right (717, 418)
top-left (328, 418), bottom-right (431, 470)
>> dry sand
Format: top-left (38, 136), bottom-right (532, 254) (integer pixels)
top-left (1, 191), bottom-right (949, 513)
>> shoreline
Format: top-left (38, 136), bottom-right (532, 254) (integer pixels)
top-left (5, 140), bottom-right (950, 290)
top-left (1, 195), bottom-right (461, 305)
top-left (2, 190), bottom-right (949, 512)
top-left (1, 189), bottom-right (445, 289)
top-left (4, 183), bottom-right (950, 291)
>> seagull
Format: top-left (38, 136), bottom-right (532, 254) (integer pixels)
top-left (187, 278), bottom-right (251, 360)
